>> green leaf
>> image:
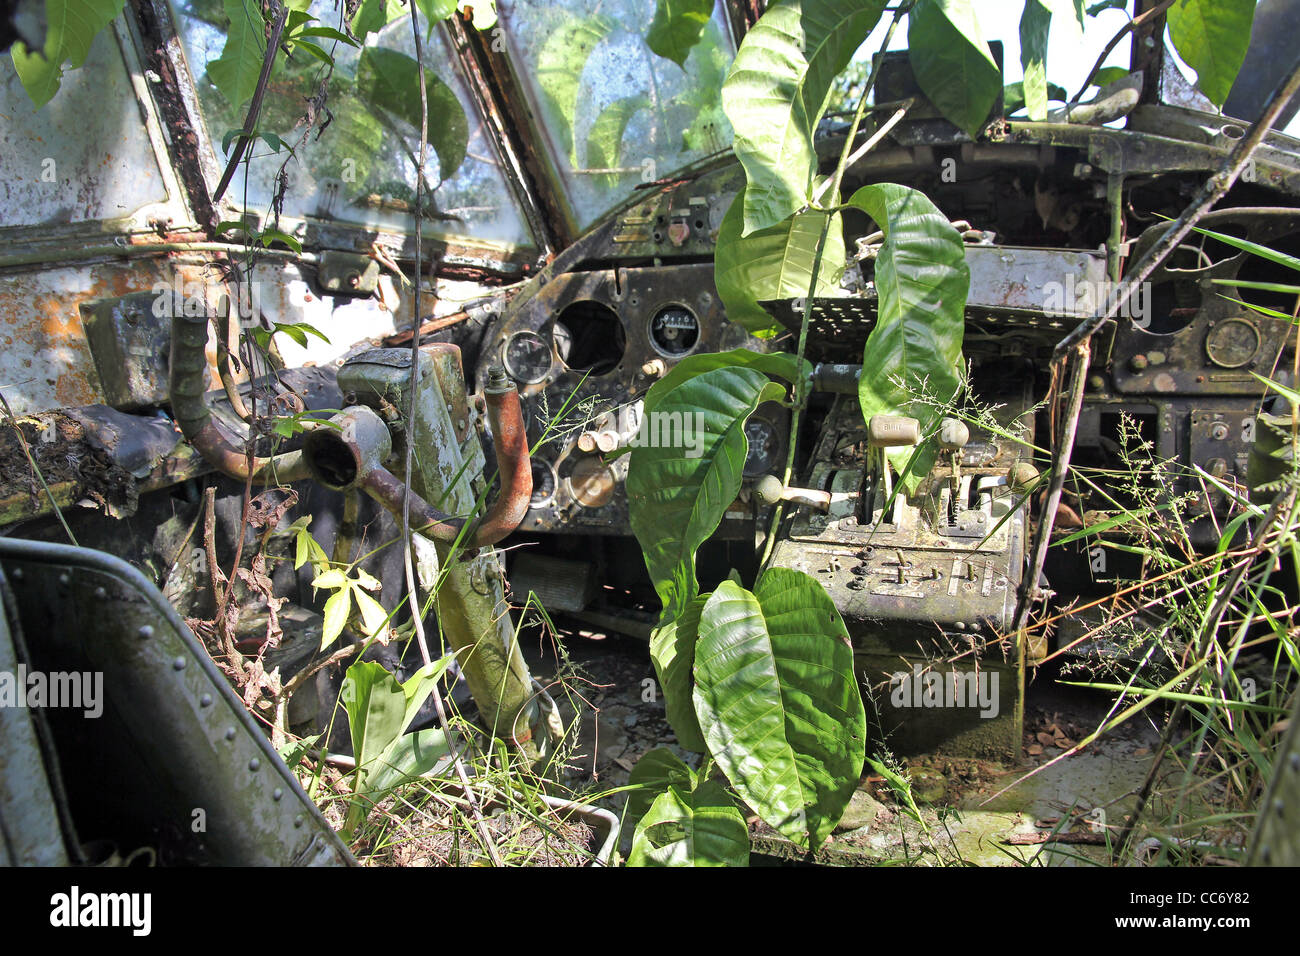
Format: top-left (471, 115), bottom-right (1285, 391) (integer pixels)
top-left (628, 780), bottom-right (749, 866)
top-left (207, 0), bottom-right (267, 110)
top-left (626, 747), bottom-right (697, 833)
top-left (277, 733), bottom-right (321, 767)
top-left (721, 0), bottom-right (887, 234)
top-left (365, 726), bottom-right (455, 793)
top-left (627, 367), bottom-right (786, 622)
top-left (293, 26), bottom-right (360, 46)
top-left (692, 569), bottom-right (866, 850)
top-left (847, 183), bottom-right (969, 494)
top-left (715, 189), bottom-right (846, 333)
top-left (908, 0), bottom-right (1002, 137)
top-left (276, 321), bottom-right (330, 344)
top-left (11, 0), bottom-right (129, 107)
top-left (321, 587), bottom-right (351, 649)
top-left (646, 348), bottom-right (809, 409)
top-left (341, 660), bottom-right (410, 790)
top-left (866, 757), bottom-right (924, 826)
top-left (646, 0), bottom-right (714, 68)
top-left (260, 228), bottom-right (302, 254)
top-left (291, 38), bottom-right (334, 66)
top-left (357, 47), bottom-right (468, 179)
top-left (649, 595), bottom-right (709, 752)
top-left (340, 656), bottom-right (458, 799)
top-left (1002, 80), bottom-right (1068, 116)
top-left (537, 13), bottom-right (616, 164)
top-left (350, 0), bottom-right (406, 40)
top-left (351, 587), bottom-right (390, 636)
top-left (1018, 0), bottom-right (1052, 122)
top-left (415, 0), bottom-right (459, 21)
top-left (1166, 0), bottom-right (1256, 107)
top-left (585, 95), bottom-right (650, 188)
top-left (1189, 223), bottom-right (1300, 274)
top-left (1090, 66), bottom-right (1131, 89)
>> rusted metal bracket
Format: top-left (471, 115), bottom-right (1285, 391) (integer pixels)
top-left (444, 11), bottom-right (569, 253)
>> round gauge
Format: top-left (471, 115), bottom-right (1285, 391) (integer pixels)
top-left (503, 330), bottom-right (552, 384)
top-left (569, 457), bottom-right (616, 508)
top-left (743, 419), bottom-right (782, 478)
top-left (1205, 317), bottom-right (1260, 369)
top-left (530, 459), bottom-right (557, 507)
top-left (649, 304), bottom-right (700, 356)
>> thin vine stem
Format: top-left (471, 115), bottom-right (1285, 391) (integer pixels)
top-left (759, 2), bottom-right (910, 571)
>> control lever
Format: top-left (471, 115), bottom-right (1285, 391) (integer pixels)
top-left (753, 474), bottom-right (854, 512)
top-left (937, 417), bottom-right (970, 522)
top-left (866, 414), bottom-right (920, 504)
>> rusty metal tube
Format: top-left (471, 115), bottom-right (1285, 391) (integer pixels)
top-left (473, 367), bottom-right (533, 546)
top-left (304, 373), bottom-right (531, 548)
top-left (169, 312), bottom-right (308, 483)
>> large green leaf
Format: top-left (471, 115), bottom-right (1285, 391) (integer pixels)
top-left (1166, 0), bottom-right (1256, 107)
top-left (537, 14), bottom-right (616, 164)
top-left (692, 569), bottom-right (865, 850)
top-left (628, 780), bottom-right (750, 866)
top-left (627, 367), bottom-right (785, 623)
top-left (649, 595), bottom-right (709, 751)
top-left (357, 47), bottom-right (468, 179)
top-left (585, 95), bottom-right (649, 188)
top-left (848, 183), bottom-right (968, 494)
top-left (1018, 0), bottom-right (1052, 122)
top-left (715, 189), bottom-right (847, 333)
top-left (625, 747), bottom-right (697, 832)
top-left (341, 655), bottom-right (456, 794)
top-left (206, 0), bottom-right (267, 110)
top-left (721, 0), bottom-right (887, 235)
top-left (646, 0), bottom-right (714, 68)
top-left (907, 0), bottom-right (1001, 138)
top-left (366, 726), bottom-right (455, 793)
top-left (11, 0), bottom-right (128, 107)
top-left (646, 348), bottom-right (809, 412)
top-left (350, 0), bottom-right (406, 40)
top-left (342, 660), bottom-right (410, 792)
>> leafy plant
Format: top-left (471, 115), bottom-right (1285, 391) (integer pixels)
top-left (646, 0), bottom-right (715, 69)
top-left (290, 516), bottom-right (393, 649)
top-left (1165, 0), bottom-right (1257, 107)
top-left (11, 0), bottom-right (129, 107)
top-left (339, 655), bottom-right (457, 836)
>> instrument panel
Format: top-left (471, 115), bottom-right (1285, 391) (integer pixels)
top-left (479, 261), bottom-right (773, 535)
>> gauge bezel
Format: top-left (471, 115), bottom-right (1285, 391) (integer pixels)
top-left (646, 301), bottom-right (702, 358)
top-left (529, 458), bottom-right (558, 509)
top-left (502, 329), bottom-right (554, 385)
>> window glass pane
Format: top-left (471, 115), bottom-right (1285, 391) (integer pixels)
top-left (498, 0), bottom-right (735, 230)
top-left (1, 30), bottom-right (169, 228)
top-left (169, 0), bottom-right (534, 247)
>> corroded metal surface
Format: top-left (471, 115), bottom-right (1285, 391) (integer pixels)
top-left (0, 538), bottom-right (353, 866)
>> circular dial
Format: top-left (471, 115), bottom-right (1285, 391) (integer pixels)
top-left (503, 330), bottom-right (553, 384)
top-left (1205, 317), bottom-right (1260, 369)
top-left (569, 457), bottom-right (616, 508)
top-left (530, 459), bottom-right (557, 507)
top-left (743, 419), bottom-right (781, 478)
top-left (649, 305), bottom-right (700, 356)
